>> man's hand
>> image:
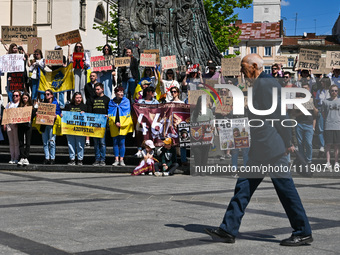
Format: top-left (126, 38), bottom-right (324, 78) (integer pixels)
top-left (285, 145), bottom-right (295, 155)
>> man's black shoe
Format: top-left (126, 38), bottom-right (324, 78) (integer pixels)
top-left (204, 228), bottom-right (235, 243)
top-left (50, 159), bottom-right (55, 165)
top-left (280, 234), bottom-right (313, 246)
top-left (43, 159), bottom-right (50, 164)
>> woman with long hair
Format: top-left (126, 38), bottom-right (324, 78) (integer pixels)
top-left (28, 49), bottom-right (45, 103)
top-left (160, 68), bottom-right (180, 102)
top-left (99, 44), bottom-right (115, 99)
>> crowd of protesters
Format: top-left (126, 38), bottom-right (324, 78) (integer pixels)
top-left (0, 40), bottom-right (340, 173)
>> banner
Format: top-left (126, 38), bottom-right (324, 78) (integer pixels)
top-left (144, 49), bottom-right (160, 64)
top-left (45, 50), bottom-right (64, 66)
top-left (73, 52), bottom-right (84, 69)
top-left (90, 55), bottom-right (114, 72)
top-left (1, 107), bottom-right (32, 125)
top-left (115, 57), bottom-right (130, 67)
top-left (190, 121), bottom-right (214, 147)
top-left (27, 37), bottom-right (42, 55)
top-left (221, 58), bottom-right (241, 76)
top-left (178, 122), bottom-right (191, 147)
top-left (140, 53), bottom-right (156, 67)
top-left (0, 54), bottom-right (24, 73)
top-left (215, 118), bottom-right (250, 150)
top-left (298, 48), bottom-right (322, 70)
top-left (8, 72), bottom-right (24, 91)
top-left (38, 64), bottom-right (74, 93)
top-left (61, 111), bottom-right (107, 138)
top-left (1, 26), bottom-right (37, 43)
top-left (36, 103), bottom-right (56, 125)
top-left (55, 30), bottom-right (82, 47)
top-left (161, 55), bottom-right (178, 69)
top-left (326, 51), bottom-right (340, 69)
top-left (133, 103), bottom-right (190, 147)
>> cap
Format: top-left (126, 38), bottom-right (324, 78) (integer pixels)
top-left (141, 80), bottom-right (151, 85)
top-left (54, 46), bottom-right (62, 50)
top-left (145, 140), bottom-right (155, 149)
top-left (163, 138), bottom-right (173, 145)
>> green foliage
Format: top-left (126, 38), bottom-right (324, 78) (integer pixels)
top-left (203, 0), bottom-right (252, 53)
top-left (93, 2), bottom-right (118, 53)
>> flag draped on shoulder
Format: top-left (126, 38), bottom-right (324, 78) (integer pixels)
top-left (38, 64), bottom-right (74, 93)
top-left (108, 97), bottom-right (134, 137)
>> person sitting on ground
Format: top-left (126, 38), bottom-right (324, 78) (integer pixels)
top-left (131, 140), bottom-right (160, 176)
top-left (157, 138), bottom-right (179, 176)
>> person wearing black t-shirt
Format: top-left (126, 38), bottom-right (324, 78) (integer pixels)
top-left (63, 92), bottom-right (87, 166)
top-left (86, 83), bottom-right (110, 166)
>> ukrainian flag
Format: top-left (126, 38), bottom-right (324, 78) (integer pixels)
top-left (38, 64), bottom-right (74, 93)
top-left (133, 68), bottom-right (162, 101)
top-left (108, 97), bottom-right (134, 137)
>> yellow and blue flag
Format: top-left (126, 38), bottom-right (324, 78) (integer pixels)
top-left (38, 64), bottom-right (74, 93)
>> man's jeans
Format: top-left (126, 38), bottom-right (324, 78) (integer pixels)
top-left (93, 136), bottom-right (106, 161)
top-left (122, 78), bottom-right (136, 98)
top-left (42, 125), bottom-right (56, 160)
top-left (295, 123), bottom-right (314, 163)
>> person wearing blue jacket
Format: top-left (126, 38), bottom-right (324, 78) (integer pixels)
top-left (39, 89), bottom-right (61, 164)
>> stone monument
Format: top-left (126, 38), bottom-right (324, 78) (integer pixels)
top-left (118, 0), bottom-right (222, 65)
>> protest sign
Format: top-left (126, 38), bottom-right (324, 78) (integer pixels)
top-left (133, 103), bottom-right (190, 147)
top-left (298, 48), bottom-right (322, 70)
top-left (188, 90), bottom-right (210, 106)
top-left (1, 106), bottom-right (32, 125)
top-left (274, 56), bottom-right (288, 65)
top-left (45, 50), bottom-right (64, 66)
top-left (215, 96), bottom-right (233, 115)
top-left (215, 118), bottom-right (250, 150)
top-left (27, 37), bottom-right (42, 55)
top-left (0, 54), bottom-right (24, 73)
top-left (178, 122), bottom-right (191, 148)
top-left (1, 26), bottom-right (37, 43)
top-left (140, 53), bottom-right (156, 67)
top-left (187, 64), bottom-right (199, 73)
top-left (10, 38), bottom-right (23, 45)
top-left (221, 58), bottom-right (241, 76)
top-left (61, 111), bottom-right (107, 138)
top-left (326, 51), bottom-right (340, 69)
top-left (204, 78), bottom-right (219, 87)
top-left (114, 57), bottom-right (131, 67)
top-left (73, 52), bottom-right (84, 69)
top-left (190, 121), bottom-right (214, 147)
top-left (161, 55), bottom-right (178, 69)
top-left (90, 55), bottom-right (114, 72)
top-left (8, 72), bottom-right (24, 91)
top-left (144, 49), bottom-right (160, 64)
top-left (55, 30), bottom-right (82, 47)
top-left (36, 103), bottom-right (56, 125)
top-left (315, 57), bottom-right (332, 74)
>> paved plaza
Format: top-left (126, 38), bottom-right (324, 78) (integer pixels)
top-left (0, 171), bottom-right (339, 255)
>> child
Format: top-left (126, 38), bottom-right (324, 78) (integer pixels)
top-left (158, 138), bottom-right (179, 176)
top-left (132, 140), bottom-right (160, 176)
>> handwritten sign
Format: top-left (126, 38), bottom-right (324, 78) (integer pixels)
top-left (188, 90), bottom-right (210, 106)
top-left (140, 53), bottom-right (156, 67)
top-left (27, 37), bottom-right (42, 55)
top-left (1, 26), bottom-right (37, 43)
top-left (298, 48), bottom-right (321, 70)
top-left (8, 72), bottom-right (24, 91)
top-left (0, 54), bottom-right (25, 73)
top-left (90, 55), bottom-right (115, 72)
top-left (36, 103), bottom-right (56, 125)
top-left (144, 49), bottom-right (160, 64)
top-left (10, 38), bottom-right (23, 45)
top-left (2, 107), bottom-right (32, 125)
top-left (326, 51), bottom-right (340, 69)
top-left (115, 57), bottom-right (131, 67)
top-left (73, 52), bottom-right (84, 69)
top-left (274, 56), bottom-right (288, 65)
top-left (187, 64), bottom-right (199, 73)
top-left (162, 55), bottom-right (178, 69)
top-left (215, 96), bottom-right (233, 114)
top-left (55, 30), bottom-right (82, 47)
top-left (45, 50), bottom-right (64, 66)
top-left (221, 58), bottom-right (241, 76)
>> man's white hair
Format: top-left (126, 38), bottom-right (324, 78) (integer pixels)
top-left (246, 54), bottom-right (263, 70)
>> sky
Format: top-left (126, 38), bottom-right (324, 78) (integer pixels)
top-left (234, 0), bottom-right (340, 36)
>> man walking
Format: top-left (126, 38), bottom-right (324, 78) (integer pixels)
top-left (205, 54), bottom-right (313, 246)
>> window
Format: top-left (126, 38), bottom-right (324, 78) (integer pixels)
top-left (80, 0), bottom-right (86, 30)
top-left (223, 49), bottom-right (229, 56)
top-left (250, 47), bottom-right (257, 54)
top-left (264, 66), bottom-right (271, 74)
top-left (95, 4), bottom-right (105, 24)
top-left (33, 0), bottom-right (52, 25)
top-left (288, 57), bottom-right (294, 67)
top-left (233, 46), bottom-right (240, 54)
top-left (264, 46), bottom-right (272, 56)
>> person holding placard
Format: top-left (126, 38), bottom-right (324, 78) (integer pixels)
top-left (69, 42), bottom-right (90, 103)
top-left (3, 90), bottom-right (21, 164)
top-left (133, 67), bottom-right (158, 102)
top-left (98, 44), bottom-right (116, 99)
top-left (17, 92), bottom-right (35, 166)
top-left (28, 49), bottom-right (45, 103)
top-left (63, 92), bottom-right (87, 166)
top-left (160, 68), bottom-right (181, 102)
top-left (181, 68), bottom-right (204, 100)
top-left (39, 89), bottom-right (61, 164)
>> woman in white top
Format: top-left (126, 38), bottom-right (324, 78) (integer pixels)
top-left (160, 68), bottom-right (180, 102)
top-left (169, 87), bottom-right (184, 103)
top-left (4, 90), bottom-right (21, 164)
top-left (28, 49), bottom-right (45, 103)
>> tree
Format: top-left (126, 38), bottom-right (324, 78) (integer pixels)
top-left (93, 2), bottom-right (118, 53)
top-left (203, 0), bottom-right (252, 55)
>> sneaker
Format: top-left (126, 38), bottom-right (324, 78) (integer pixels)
top-left (320, 146), bottom-right (325, 152)
top-left (135, 150), bottom-right (143, 158)
top-left (112, 160), bottom-right (119, 166)
top-left (17, 158), bottom-right (24, 166)
top-left (68, 160), bottom-right (76, 166)
top-left (326, 162), bottom-right (332, 171)
top-left (148, 172), bottom-right (153, 176)
top-left (9, 160), bottom-right (15, 164)
top-left (23, 158), bottom-right (29, 166)
top-left (120, 160), bottom-right (126, 166)
top-left (77, 160), bottom-right (83, 166)
top-left (154, 172), bottom-right (162, 177)
top-left (50, 159), bottom-right (55, 165)
top-left (93, 160), bottom-right (100, 166)
top-left (100, 161), bottom-right (106, 166)
top-left (85, 141), bottom-right (90, 147)
top-left (43, 159), bottom-right (50, 164)
top-left (220, 156), bottom-right (225, 160)
top-left (163, 172), bottom-right (169, 176)
top-left (226, 154), bottom-right (232, 158)
top-left (334, 162), bottom-right (339, 170)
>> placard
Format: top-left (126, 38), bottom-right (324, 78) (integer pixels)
top-left (140, 53), bottom-right (156, 67)
top-left (27, 37), bottom-right (42, 55)
top-left (36, 103), bottom-right (56, 125)
top-left (161, 55), bottom-right (178, 69)
top-left (1, 26), bottom-right (37, 43)
top-left (55, 30), bottom-right (82, 47)
top-left (215, 96), bottom-right (233, 114)
top-left (190, 121), bottom-right (214, 147)
top-left (90, 55), bottom-right (115, 72)
top-left (73, 52), bottom-right (84, 69)
top-left (10, 38), bottom-right (23, 45)
top-left (188, 90), bottom-right (210, 106)
top-left (45, 50), bottom-right (64, 66)
top-left (315, 57), bottom-right (332, 74)
top-left (8, 72), bottom-right (24, 91)
top-left (115, 57), bottom-right (131, 67)
top-left (187, 64), bottom-right (199, 73)
top-left (326, 51), bottom-right (340, 69)
top-left (1, 106), bottom-right (32, 125)
top-left (221, 58), bottom-right (241, 76)
top-left (144, 49), bottom-right (160, 64)
top-left (293, 98), bottom-right (314, 110)
top-left (0, 54), bottom-right (25, 73)
top-left (274, 56), bottom-right (288, 65)
top-left (298, 48), bottom-right (322, 70)
top-left (178, 122), bottom-right (191, 148)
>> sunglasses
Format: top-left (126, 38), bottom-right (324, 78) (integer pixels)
top-left (284, 76), bottom-right (289, 78)
top-left (170, 91), bottom-right (177, 94)
top-left (331, 90), bottom-right (338, 92)
top-left (221, 90), bottom-right (227, 93)
top-left (13, 94), bottom-right (20, 97)
top-left (45, 93), bottom-right (51, 96)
